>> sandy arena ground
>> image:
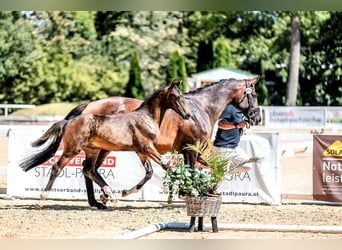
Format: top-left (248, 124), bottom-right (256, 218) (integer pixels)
top-left (0, 195), bottom-right (342, 239)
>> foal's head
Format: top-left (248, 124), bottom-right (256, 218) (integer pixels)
top-left (161, 80), bottom-right (191, 120)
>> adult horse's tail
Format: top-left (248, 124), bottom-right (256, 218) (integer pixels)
top-left (20, 119), bottom-right (68, 172)
top-left (31, 103), bottom-right (88, 147)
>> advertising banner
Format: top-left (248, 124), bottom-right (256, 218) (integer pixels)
top-left (7, 128), bottom-right (144, 201)
top-left (142, 133), bottom-right (281, 205)
top-left (313, 135), bottom-right (342, 202)
top-left (7, 127), bottom-right (281, 205)
top-left (263, 107), bottom-right (326, 129)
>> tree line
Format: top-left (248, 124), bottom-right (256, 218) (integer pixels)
top-left (0, 11), bottom-right (341, 111)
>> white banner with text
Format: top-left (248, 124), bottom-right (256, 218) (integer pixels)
top-left (263, 107), bottom-right (326, 129)
top-left (7, 127), bottom-right (281, 205)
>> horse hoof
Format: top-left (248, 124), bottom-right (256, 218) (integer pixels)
top-left (122, 190), bottom-right (128, 197)
top-left (122, 189), bottom-right (139, 197)
top-left (100, 194), bottom-right (108, 205)
top-left (89, 203), bottom-right (108, 210)
top-left (90, 205), bottom-right (108, 210)
top-left (35, 203), bottom-right (43, 210)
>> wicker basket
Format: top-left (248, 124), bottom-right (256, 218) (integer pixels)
top-left (185, 196), bottom-right (222, 217)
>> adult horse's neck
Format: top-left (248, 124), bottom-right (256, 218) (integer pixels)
top-left (135, 91), bottom-right (165, 126)
top-left (185, 79), bottom-right (243, 124)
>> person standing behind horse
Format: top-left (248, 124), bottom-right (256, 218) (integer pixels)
top-left (213, 104), bottom-right (251, 174)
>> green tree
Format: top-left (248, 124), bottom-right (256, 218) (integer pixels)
top-left (166, 50), bottom-right (187, 92)
top-left (74, 11), bottom-right (97, 41)
top-left (21, 11), bottom-right (128, 104)
top-left (105, 11), bottom-right (189, 94)
top-left (94, 11), bottom-right (132, 38)
top-left (0, 11), bottom-right (42, 106)
top-left (306, 11), bottom-right (342, 105)
top-left (213, 38), bottom-right (232, 68)
top-left (125, 50), bottom-right (144, 99)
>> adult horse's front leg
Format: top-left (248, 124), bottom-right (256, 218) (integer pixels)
top-left (122, 155), bottom-right (153, 197)
top-left (183, 150), bottom-right (198, 168)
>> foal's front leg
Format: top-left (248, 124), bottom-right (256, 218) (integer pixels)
top-left (122, 146), bottom-right (173, 197)
top-left (122, 155), bottom-right (153, 197)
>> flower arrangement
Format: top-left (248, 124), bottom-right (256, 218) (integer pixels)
top-left (162, 142), bottom-right (259, 204)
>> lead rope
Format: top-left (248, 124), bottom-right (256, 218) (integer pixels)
top-left (244, 79), bottom-right (253, 129)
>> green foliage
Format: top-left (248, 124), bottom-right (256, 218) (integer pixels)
top-left (185, 143), bottom-right (230, 192)
top-left (0, 11), bottom-right (42, 104)
top-left (124, 50), bottom-right (144, 99)
top-left (162, 152), bottom-right (214, 204)
top-left (0, 11), bottom-right (340, 107)
top-left (74, 11), bottom-right (97, 41)
top-left (255, 77), bottom-right (269, 106)
top-left (166, 50), bottom-right (187, 92)
top-left (163, 143), bottom-right (259, 204)
top-left (306, 12), bottom-right (342, 105)
top-left (104, 11), bottom-right (189, 95)
top-left (213, 38), bottom-right (232, 68)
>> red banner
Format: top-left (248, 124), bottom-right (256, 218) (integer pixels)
top-left (41, 145), bottom-right (116, 168)
top-left (313, 135), bottom-right (342, 202)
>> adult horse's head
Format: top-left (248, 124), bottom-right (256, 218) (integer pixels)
top-left (161, 80), bottom-right (191, 120)
top-left (233, 76), bottom-right (261, 127)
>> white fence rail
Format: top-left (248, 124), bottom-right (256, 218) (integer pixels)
top-left (0, 104), bottom-right (36, 116)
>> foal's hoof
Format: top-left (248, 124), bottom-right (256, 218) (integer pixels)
top-left (122, 189), bottom-right (139, 197)
top-left (121, 190), bottom-right (129, 197)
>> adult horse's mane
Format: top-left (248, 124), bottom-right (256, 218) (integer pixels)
top-left (134, 86), bottom-right (166, 111)
top-left (186, 78), bottom-right (235, 95)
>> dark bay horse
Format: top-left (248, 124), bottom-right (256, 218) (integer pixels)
top-left (20, 80), bottom-right (191, 208)
top-left (26, 77), bottom-right (260, 209)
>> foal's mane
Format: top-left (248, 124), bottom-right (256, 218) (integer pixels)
top-left (185, 78), bottom-right (237, 95)
top-left (134, 85), bottom-right (168, 111)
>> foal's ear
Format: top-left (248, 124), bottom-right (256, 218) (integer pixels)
top-left (248, 76), bottom-right (260, 86)
top-left (170, 79), bottom-right (182, 88)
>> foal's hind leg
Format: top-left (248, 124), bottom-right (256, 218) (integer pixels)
top-left (37, 153), bottom-right (75, 209)
top-left (122, 155), bottom-right (153, 197)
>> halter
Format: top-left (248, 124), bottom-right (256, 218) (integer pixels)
top-left (238, 79), bottom-right (260, 128)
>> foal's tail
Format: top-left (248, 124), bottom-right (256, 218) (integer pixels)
top-left (20, 103), bottom-right (88, 172)
top-left (20, 119), bottom-right (68, 172)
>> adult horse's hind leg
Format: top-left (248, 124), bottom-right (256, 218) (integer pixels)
top-left (83, 148), bottom-right (116, 206)
top-left (83, 149), bottom-right (111, 209)
top-left (122, 154), bottom-right (153, 197)
top-left (36, 153), bottom-right (75, 209)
